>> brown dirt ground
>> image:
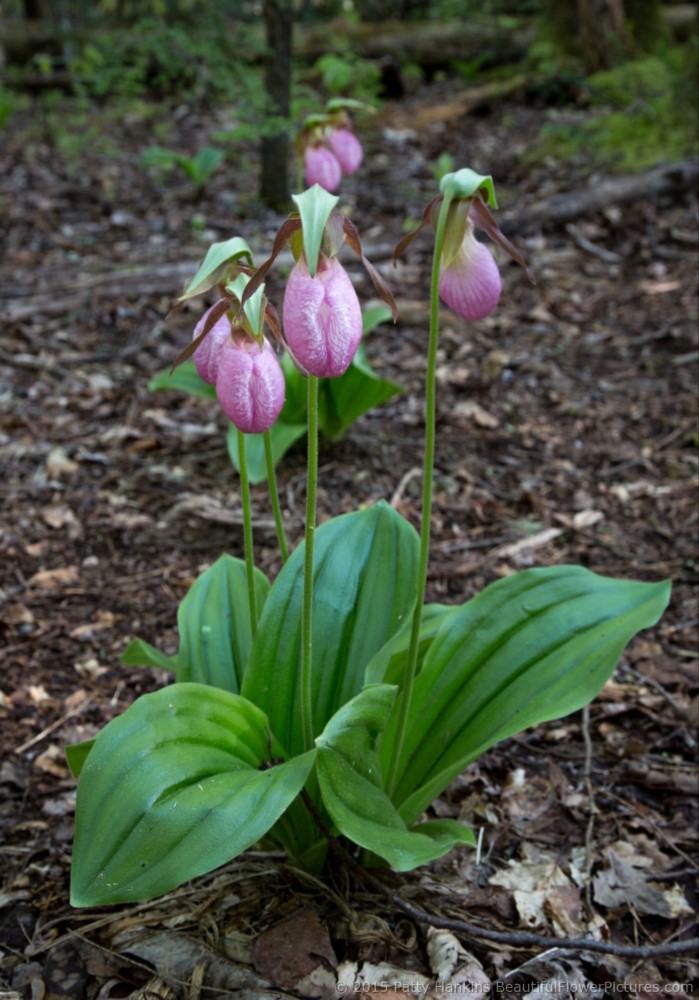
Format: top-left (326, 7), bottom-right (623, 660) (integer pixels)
top-left (1, 82), bottom-right (698, 998)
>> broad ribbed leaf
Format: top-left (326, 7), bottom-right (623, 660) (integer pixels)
top-left (226, 420), bottom-right (306, 485)
top-left (364, 603), bottom-right (454, 685)
top-left (71, 684), bottom-right (314, 906)
top-left (319, 344), bottom-right (402, 441)
top-left (149, 360), bottom-right (217, 400)
top-left (176, 555), bottom-right (270, 693)
top-left (121, 637), bottom-right (177, 672)
top-left (317, 687), bottom-right (475, 871)
top-left (65, 739), bottom-right (95, 778)
top-left (385, 566), bottom-right (670, 823)
top-left (242, 502), bottom-right (419, 759)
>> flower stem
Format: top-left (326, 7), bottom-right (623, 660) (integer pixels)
top-left (386, 192), bottom-right (454, 798)
top-left (237, 428), bottom-right (257, 639)
top-left (263, 429), bottom-right (289, 563)
top-left (301, 375), bottom-right (319, 752)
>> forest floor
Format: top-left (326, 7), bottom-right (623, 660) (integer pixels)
top-left (1, 77), bottom-right (698, 999)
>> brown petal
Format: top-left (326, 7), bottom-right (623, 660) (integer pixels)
top-left (342, 217), bottom-right (398, 321)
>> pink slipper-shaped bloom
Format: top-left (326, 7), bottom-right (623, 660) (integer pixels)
top-left (192, 304), bottom-right (232, 385)
top-left (304, 146), bottom-right (342, 192)
top-left (328, 128), bottom-right (363, 175)
top-left (283, 255), bottom-right (362, 378)
top-left (215, 337), bottom-right (285, 434)
top-left (439, 223), bottom-right (502, 321)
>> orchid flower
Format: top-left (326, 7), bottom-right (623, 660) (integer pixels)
top-left (215, 336), bottom-right (285, 434)
top-left (328, 128), bottom-right (363, 176)
top-left (283, 254), bottom-right (362, 378)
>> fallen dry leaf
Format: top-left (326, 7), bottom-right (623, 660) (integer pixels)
top-left (252, 907), bottom-right (337, 991)
top-left (593, 849), bottom-right (693, 918)
top-left (45, 446), bottom-right (79, 477)
top-left (27, 566), bottom-right (80, 590)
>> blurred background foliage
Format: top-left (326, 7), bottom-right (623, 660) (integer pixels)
top-left (0, 0), bottom-right (696, 185)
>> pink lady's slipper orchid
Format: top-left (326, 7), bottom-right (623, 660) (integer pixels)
top-left (215, 337), bottom-right (285, 435)
top-left (304, 146), bottom-right (342, 193)
top-left (283, 255), bottom-right (363, 378)
top-left (439, 216), bottom-right (502, 322)
top-left (192, 303), bottom-right (232, 385)
top-left (393, 168), bottom-right (534, 322)
top-left (328, 128), bottom-right (363, 175)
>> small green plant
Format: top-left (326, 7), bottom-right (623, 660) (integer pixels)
top-left (139, 146), bottom-right (225, 188)
top-left (314, 51), bottom-right (382, 105)
top-left (431, 152), bottom-right (455, 183)
top-left (67, 177), bottom-right (670, 908)
top-left (0, 85), bottom-right (16, 129)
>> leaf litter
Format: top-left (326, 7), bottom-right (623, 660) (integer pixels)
top-left (1, 78), bottom-right (697, 997)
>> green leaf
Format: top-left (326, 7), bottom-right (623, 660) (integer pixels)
top-left (385, 567), bottom-right (671, 824)
top-left (149, 360), bottom-right (217, 400)
top-left (242, 502), bottom-right (419, 760)
top-left (121, 638), bottom-right (177, 672)
top-left (319, 343), bottom-right (402, 441)
top-left (362, 305), bottom-right (393, 335)
top-left (279, 353), bottom-right (308, 423)
top-left (226, 420), bottom-right (307, 485)
top-left (293, 186), bottom-right (339, 278)
top-left (70, 684), bottom-right (315, 906)
top-left (65, 739), bottom-right (95, 779)
top-left (138, 145), bottom-right (176, 170)
top-left (181, 237), bottom-right (253, 301)
top-left (193, 145), bottom-right (224, 180)
top-left (316, 686), bottom-right (475, 871)
top-left (176, 554), bottom-right (270, 693)
top-left (364, 603), bottom-right (455, 685)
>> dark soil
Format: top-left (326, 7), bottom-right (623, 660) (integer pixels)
top-left (1, 81), bottom-right (697, 998)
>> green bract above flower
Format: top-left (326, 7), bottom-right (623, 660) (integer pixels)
top-left (439, 168), bottom-right (497, 209)
top-left (393, 163), bottom-right (534, 322)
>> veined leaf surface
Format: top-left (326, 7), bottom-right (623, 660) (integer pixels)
top-left (71, 684), bottom-right (314, 906)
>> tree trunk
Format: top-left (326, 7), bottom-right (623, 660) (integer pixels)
top-left (576, 0), bottom-right (630, 71)
top-left (22, 0), bottom-right (42, 19)
top-left (259, 0), bottom-right (293, 212)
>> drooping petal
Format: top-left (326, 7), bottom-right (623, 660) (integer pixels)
top-left (192, 304), bottom-right (232, 385)
top-left (283, 256), bottom-right (362, 378)
top-left (304, 146), bottom-right (342, 193)
top-left (215, 338), bottom-right (285, 434)
top-left (327, 128), bottom-right (363, 175)
top-left (439, 226), bottom-right (502, 321)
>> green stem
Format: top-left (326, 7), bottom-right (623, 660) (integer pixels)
top-left (301, 375), bottom-right (319, 752)
top-left (386, 193), bottom-right (454, 798)
top-left (237, 428), bottom-right (257, 639)
top-left (263, 429), bottom-right (289, 563)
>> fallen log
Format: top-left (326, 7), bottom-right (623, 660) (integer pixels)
top-left (1, 160), bottom-right (696, 322)
top-left (500, 158), bottom-right (699, 235)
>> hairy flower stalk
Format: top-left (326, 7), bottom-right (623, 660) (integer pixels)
top-left (188, 274), bottom-right (287, 635)
top-left (387, 169), bottom-right (533, 796)
top-left (238, 185), bottom-right (397, 754)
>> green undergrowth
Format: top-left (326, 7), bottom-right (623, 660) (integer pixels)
top-left (531, 47), bottom-right (698, 173)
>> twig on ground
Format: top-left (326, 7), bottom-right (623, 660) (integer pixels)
top-left (299, 791), bottom-right (699, 962)
top-left (581, 703), bottom-right (597, 910)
